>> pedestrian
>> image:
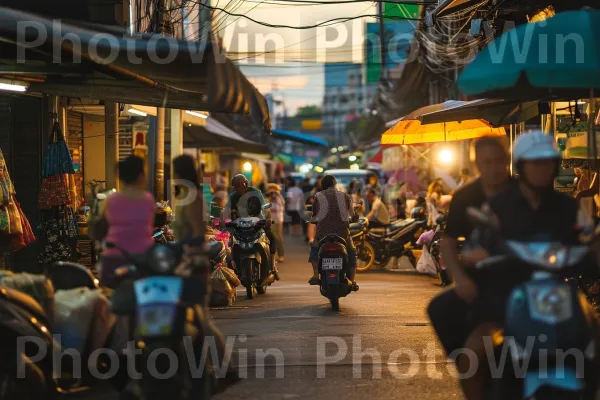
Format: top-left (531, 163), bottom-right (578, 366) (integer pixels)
top-left (456, 168), bottom-right (472, 189)
top-left (286, 178), bottom-right (304, 236)
top-left (267, 183), bottom-right (285, 263)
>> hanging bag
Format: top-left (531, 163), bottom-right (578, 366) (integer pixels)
top-left (42, 121), bottom-right (75, 178)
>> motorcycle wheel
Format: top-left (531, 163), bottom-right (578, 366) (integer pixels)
top-left (246, 285), bottom-right (254, 299)
top-left (356, 242), bottom-right (376, 273)
top-left (330, 298), bottom-right (340, 312)
top-left (257, 285), bottom-right (267, 295)
top-left (373, 255), bottom-right (390, 267)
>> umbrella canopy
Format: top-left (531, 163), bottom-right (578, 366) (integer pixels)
top-left (458, 9), bottom-right (600, 99)
top-left (382, 119), bottom-right (506, 146)
top-left (419, 99), bottom-right (540, 127)
top-left (385, 100), bottom-right (466, 128)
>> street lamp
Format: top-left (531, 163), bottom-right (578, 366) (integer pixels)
top-left (243, 162), bottom-right (252, 172)
top-left (348, 155), bottom-right (357, 162)
top-left (438, 148), bottom-right (454, 165)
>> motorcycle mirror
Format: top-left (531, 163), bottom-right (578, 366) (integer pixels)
top-left (262, 203), bottom-right (272, 210)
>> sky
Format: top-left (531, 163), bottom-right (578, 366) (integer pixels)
top-left (216, 0), bottom-right (378, 115)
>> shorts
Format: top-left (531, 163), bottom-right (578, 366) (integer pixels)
top-left (289, 211), bottom-right (301, 225)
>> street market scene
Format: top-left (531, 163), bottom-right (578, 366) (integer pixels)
top-left (1, 0), bottom-right (600, 399)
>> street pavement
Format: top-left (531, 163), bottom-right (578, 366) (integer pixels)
top-left (79, 235), bottom-right (461, 400)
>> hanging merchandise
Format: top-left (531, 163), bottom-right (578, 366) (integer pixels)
top-left (38, 120), bottom-right (78, 265)
top-left (0, 149), bottom-right (35, 254)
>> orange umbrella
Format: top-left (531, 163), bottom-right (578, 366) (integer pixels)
top-left (382, 119), bottom-right (506, 146)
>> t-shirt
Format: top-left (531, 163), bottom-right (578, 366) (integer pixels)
top-left (286, 187), bottom-right (304, 212)
top-left (445, 178), bottom-right (487, 240)
top-left (312, 188), bottom-right (354, 242)
top-left (369, 197), bottom-right (390, 225)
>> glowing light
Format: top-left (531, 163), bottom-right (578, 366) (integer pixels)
top-left (438, 148), bottom-right (454, 165)
top-left (338, 146), bottom-right (344, 151)
top-left (0, 82), bottom-right (27, 92)
top-left (350, 163), bottom-right (360, 170)
top-left (299, 163), bottom-right (312, 173)
top-left (186, 110), bottom-right (208, 119)
top-left (331, 148), bottom-right (338, 153)
top-left (349, 155), bottom-right (357, 162)
top-left (314, 166), bottom-right (324, 173)
top-left (528, 5), bottom-right (555, 23)
top-left (243, 162), bottom-right (252, 172)
top-left (128, 108), bottom-right (147, 116)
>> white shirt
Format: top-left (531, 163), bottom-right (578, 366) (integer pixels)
top-left (286, 187), bottom-right (304, 212)
top-left (369, 197), bottom-right (390, 225)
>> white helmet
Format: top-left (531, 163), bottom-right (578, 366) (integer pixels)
top-left (512, 130), bottom-right (560, 166)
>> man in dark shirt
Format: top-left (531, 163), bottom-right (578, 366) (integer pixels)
top-left (427, 136), bottom-right (511, 399)
top-left (227, 174), bottom-right (279, 279)
top-left (453, 131), bottom-right (594, 400)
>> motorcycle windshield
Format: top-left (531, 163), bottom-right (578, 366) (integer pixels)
top-left (505, 241), bottom-right (589, 270)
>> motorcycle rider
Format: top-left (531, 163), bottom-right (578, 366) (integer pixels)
top-left (448, 131), bottom-right (596, 400)
top-left (365, 188), bottom-right (390, 228)
top-left (226, 174), bottom-right (279, 280)
top-left (308, 174), bottom-right (359, 290)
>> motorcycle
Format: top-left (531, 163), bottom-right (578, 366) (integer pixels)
top-left (367, 203), bottom-right (427, 268)
top-left (107, 238), bottom-right (220, 400)
top-left (306, 203), bottom-right (360, 311)
top-left (227, 203), bottom-right (277, 299)
top-left (352, 217), bottom-right (376, 273)
top-left (463, 206), bottom-right (599, 399)
top-left (0, 262), bottom-right (113, 398)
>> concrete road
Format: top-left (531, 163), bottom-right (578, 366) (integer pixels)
top-left (79, 236), bottom-right (461, 400)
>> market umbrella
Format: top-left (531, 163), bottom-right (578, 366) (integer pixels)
top-left (381, 119), bottom-right (506, 146)
top-left (457, 9), bottom-right (600, 100)
top-left (457, 8), bottom-right (600, 158)
top-left (385, 100), bottom-right (466, 128)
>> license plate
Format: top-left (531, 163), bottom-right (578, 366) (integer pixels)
top-left (136, 303), bottom-right (178, 337)
top-left (322, 258), bottom-right (343, 270)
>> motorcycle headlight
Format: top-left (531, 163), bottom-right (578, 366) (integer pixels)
top-left (148, 245), bottom-right (177, 273)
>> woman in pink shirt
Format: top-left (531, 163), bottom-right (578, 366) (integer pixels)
top-left (98, 155), bottom-right (155, 287)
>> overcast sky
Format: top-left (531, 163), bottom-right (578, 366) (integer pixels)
top-left (218, 1), bottom-right (378, 114)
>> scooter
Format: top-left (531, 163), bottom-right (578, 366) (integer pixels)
top-left (463, 207), bottom-right (600, 399)
top-left (227, 203), bottom-right (277, 299)
top-left (352, 217), bottom-right (376, 273)
top-left (367, 203), bottom-right (427, 268)
top-left (0, 262), bottom-right (114, 398)
top-left (107, 238), bottom-right (223, 400)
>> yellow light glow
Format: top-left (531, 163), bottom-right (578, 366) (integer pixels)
top-left (528, 6), bottom-right (555, 23)
top-left (438, 148), bottom-right (454, 165)
top-left (243, 162), bottom-right (252, 172)
top-left (349, 155), bottom-right (357, 162)
top-left (350, 163), bottom-right (360, 170)
top-left (314, 166), bottom-right (324, 173)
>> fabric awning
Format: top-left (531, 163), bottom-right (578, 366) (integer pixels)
top-left (183, 117), bottom-right (269, 154)
top-left (418, 99), bottom-right (540, 127)
top-left (270, 129), bottom-right (328, 147)
top-left (0, 7), bottom-right (270, 132)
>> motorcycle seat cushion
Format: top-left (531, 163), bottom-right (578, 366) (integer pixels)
top-left (318, 234), bottom-right (347, 248)
top-left (0, 286), bottom-right (49, 323)
top-left (389, 218), bottom-right (416, 232)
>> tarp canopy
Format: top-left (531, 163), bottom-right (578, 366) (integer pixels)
top-left (0, 7), bottom-right (270, 132)
top-left (183, 117), bottom-right (269, 154)
top-left (271, 129), bottom-right (328, 147)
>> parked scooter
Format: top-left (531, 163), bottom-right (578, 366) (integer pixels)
top-left (462, 207), bottom-right (600, 399)
top-left (227, 203), bottom-right (277, 299)
top-left (367, 201), bottom-right (427, 268)
top-left (352, 217), bottom-right (376, 273)
top-left (0, 262), bottom-right (114, 398)
top-left (107, 238), bottom-right (221, 400)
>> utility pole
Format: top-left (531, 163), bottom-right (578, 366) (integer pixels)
top-left (154, 0), bottom-right (166, 200)
top-left (378, 0), bottom-right (387, 81)
top-left (105, 102), bottom-right (119, 190)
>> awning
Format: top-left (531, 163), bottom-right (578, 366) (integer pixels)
top-left (0, 7), bottom-right (270, 132)
top-left (183, 117), bottom-right (269, 154)
top-left (270, 129), bottom-right (328, 147)
top-left (418, 99), bottom-right (541, 127)
top-left (385, 100), bottom-right (467, 128)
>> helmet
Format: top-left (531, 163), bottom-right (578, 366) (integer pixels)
top-left (513, 130), bottom-right (560, 166)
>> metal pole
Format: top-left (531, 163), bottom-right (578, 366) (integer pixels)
top-left (155, 107), bottom-right (165, 199)
top-left (170, 109), bottom-right (183, 202)
top-left (378, 0), bottom-right (387, 80)
top-left (104, 102), bottom-right (119, 190)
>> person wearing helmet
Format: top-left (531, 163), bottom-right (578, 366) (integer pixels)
top-left (455, 131), bottom-right (595, 400)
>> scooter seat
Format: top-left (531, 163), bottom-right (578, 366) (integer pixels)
top-left (389, 218), bottom-right (415, 232)
top-left (206, 241), bottom-right (224, 258)
top-left (0, 286), bottom-right (49, 324)
top-left (318, 234), bottom-right (347, 248)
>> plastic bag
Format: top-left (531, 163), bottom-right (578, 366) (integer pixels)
top-left (220, 266), bottom-right (240, 287)
top-left (209, 266), bottom-right (236, 306)
top-left (416, 230), bottom-right (436, 246)
top-left (416, 246), bottom-right (439, 277)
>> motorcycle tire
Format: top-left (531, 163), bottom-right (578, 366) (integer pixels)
top-left (330, 298), bottom-right (340, 312)
top-left (257, 285), bottom-right (267, 295)
top-left (246, 285), bottom-right (254, 299)
top-left (356, 242), bottom-right (376, 273)
top-left (373, 255), bottom-right (390, 268)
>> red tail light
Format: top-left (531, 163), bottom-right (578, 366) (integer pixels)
top-left (329, 273), bottom-right (337, 278)
top-left (322, 243), bottom-right (340, 252)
